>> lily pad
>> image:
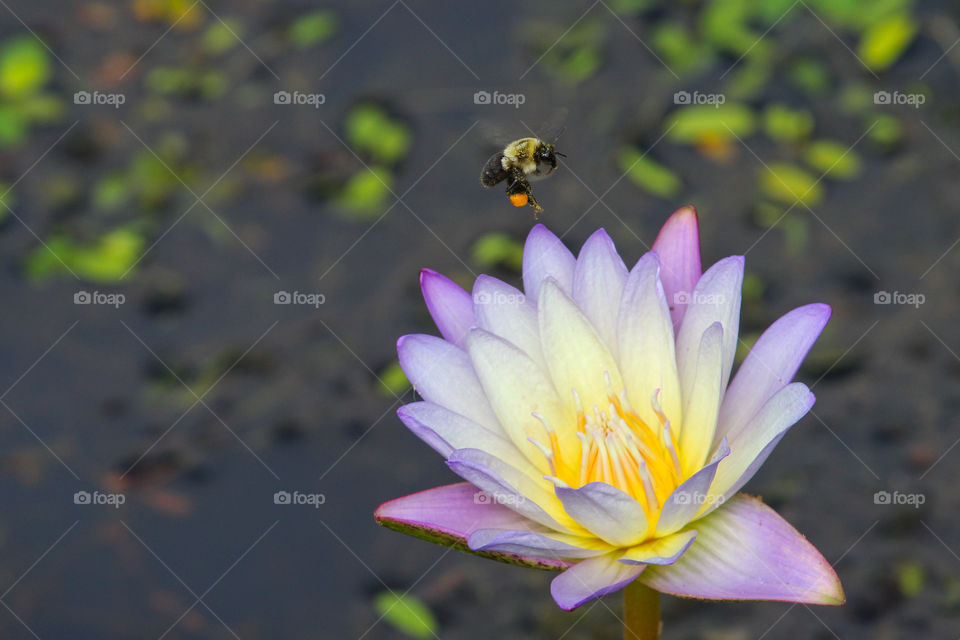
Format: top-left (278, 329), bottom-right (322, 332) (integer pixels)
top-left (288, 10), bottom-right (339, 49)
top-left (758, 163), bottom-right (823, 207)
top-left (26, 227), bottom-right (145, 282)
top-left (472, 233), bottom-right (523, 272)
top-left (0, 36), bottom-right (50, 99)
top-left (858, 13), bottom-right (918, 71)
top-left (618, 147), bottom-right (682, 198)
top-left (665, 103), bottom-right (756, 145)
top-left (336, 167), bottom-right (393, 218)
top-left (345, 104), bottom-right (411, 165)
top-left (804, 140), bottom-right (862, 179)
top-left (372, 592), bottom-right (437, 639)
top-left (763, 104), bottom-right (814, 143)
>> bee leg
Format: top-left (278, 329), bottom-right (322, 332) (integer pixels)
top-left (527, 193), bottom-right (543, 215)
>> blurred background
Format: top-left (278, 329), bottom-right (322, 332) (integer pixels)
top-left (0, 0), bottom-right (957, 637)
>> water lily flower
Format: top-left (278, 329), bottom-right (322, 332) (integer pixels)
top-left (376, 206), bottom-right (844, 612)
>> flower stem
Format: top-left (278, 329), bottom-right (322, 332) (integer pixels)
top-left (623, 580), bottom-right (660, 640)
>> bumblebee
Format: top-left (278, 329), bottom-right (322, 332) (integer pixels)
top-left (480, 137), bottom-right (565, 215)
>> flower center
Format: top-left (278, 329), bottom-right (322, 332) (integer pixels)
top-left (531, 375), bottom-right (682, 520)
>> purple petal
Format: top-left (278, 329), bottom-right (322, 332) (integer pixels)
top-left (572, 229), bottom-right (628, 356)
top-left (652, 206), bottom-right (702, 328)
top-left (550, 553), bottom-right (645, 611)
top-left (420, 268), bottom-right (474, 347)
top-left (397, 334), bottom-right (499, 431)
top-left (657, 440), bottom-right (730, 536)
top-left (716, 303), bottom-right (831, 449)
top-left (675, 255), bottom-right (744, 394)
top-left (446, 448), bottom-right (578, 533)
top-left (469, 528), bottom-right (608, 559)
top-left (640, 494), bottom-right (844, 605)
top-left (555, 482), bottom-right (649, 547)
top-left (375, 482), bottom-right (570, 571)
top-left (397, 402), bottom-right (533, 472)
top-left (523, 224), bottom-right (575, 304)
top-left (709, 383), bottom-right (815, 505)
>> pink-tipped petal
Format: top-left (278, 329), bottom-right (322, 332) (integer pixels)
top-left (550, 553), bottom-right (645, 611)
top-left (523, 224), bottom-right (575, 304)
top-left (572, 229), bottom-right (628, 356)
top-left (715, 303), bottom-right (831, 449)
top-left (375, 483), bottom-right (570, 571)
top-left (397, 334), bottom-right (499, 431)
top-left (420, 269), bottom-right (475, 347)
top-left (640, 494), bottom-right (844, 605)
top-left (652, 206), bottom-right (702, 328)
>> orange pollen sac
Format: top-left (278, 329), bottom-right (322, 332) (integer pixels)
top-left (509, 193), bottom-right (528, 207)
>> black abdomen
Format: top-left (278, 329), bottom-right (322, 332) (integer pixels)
top-left (480, 152), bottom-right (508, 187)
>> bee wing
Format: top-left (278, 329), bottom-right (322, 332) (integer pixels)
top-left (480, 151), bottom-right (508, 187)
top-left (539, 107), bottom-right (568, 143)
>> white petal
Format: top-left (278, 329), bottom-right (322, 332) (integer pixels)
top-left (466, 329), bottom-right (578, 471)
top-left (523, 224), bottom-right (575, 304)
top-left (472, 275), bottom-right (545, 370)
top-left (675, 256), bottom-right (744, 396)
top-left (616, 253), bottom-right (683, 430)
top-left (678, 322), bottom-right (724, 476)
top-left (572, 229), bottom-right (628, 358)
top-left (539, 280), bottom-right (624, 416)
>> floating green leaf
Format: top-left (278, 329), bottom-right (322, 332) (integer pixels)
top-left (472, 233), bottom-right (523, 271)
top-left (858, 13), bottom-right (917, 71)
top-left (789, 58), bottom-right (830, 96)
top-left (895, 561), bottom-right (925, 598)
top-left (345, 104), bottom-right (411, 165)
top-left (539, 20), bottom-right (604, 84)
top-left (26, 227), bottom-right (145, 282)
top-left (804, 140), bottom-right (861, 179)
top-left (0, 104), bottom-right (27, 147)
top-left (288, 10), bottom-right (338, 49)
top-left (202, 19), bottom-right (242, 55)
top-left (377, 361), bottom-right (409, 397)
top-left (699, 0), bottom-right (770, 58)
top-left (762, 104), bottom-right (814, 143)
top-left (867, 113), bottom-right (902, 148)
top-left (665, 103), bottom-right (756, 144)
top-left (759, 163), bottom-right (823, 206)
top-left (336, 167), bottom-right (393, 218)
top-left (618, 147), bottom-right (681, 198)
top-left (0, 36), bottom-right (50, 99)
top-left (93, 174), bottom-right (130, 211)
top-left (652, 24), bottom-right (713, 76)
top-left (373, 592), bottom-right (437, 639)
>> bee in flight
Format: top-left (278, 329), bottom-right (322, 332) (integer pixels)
top-left (480, 136), bottom-right (565, 215)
